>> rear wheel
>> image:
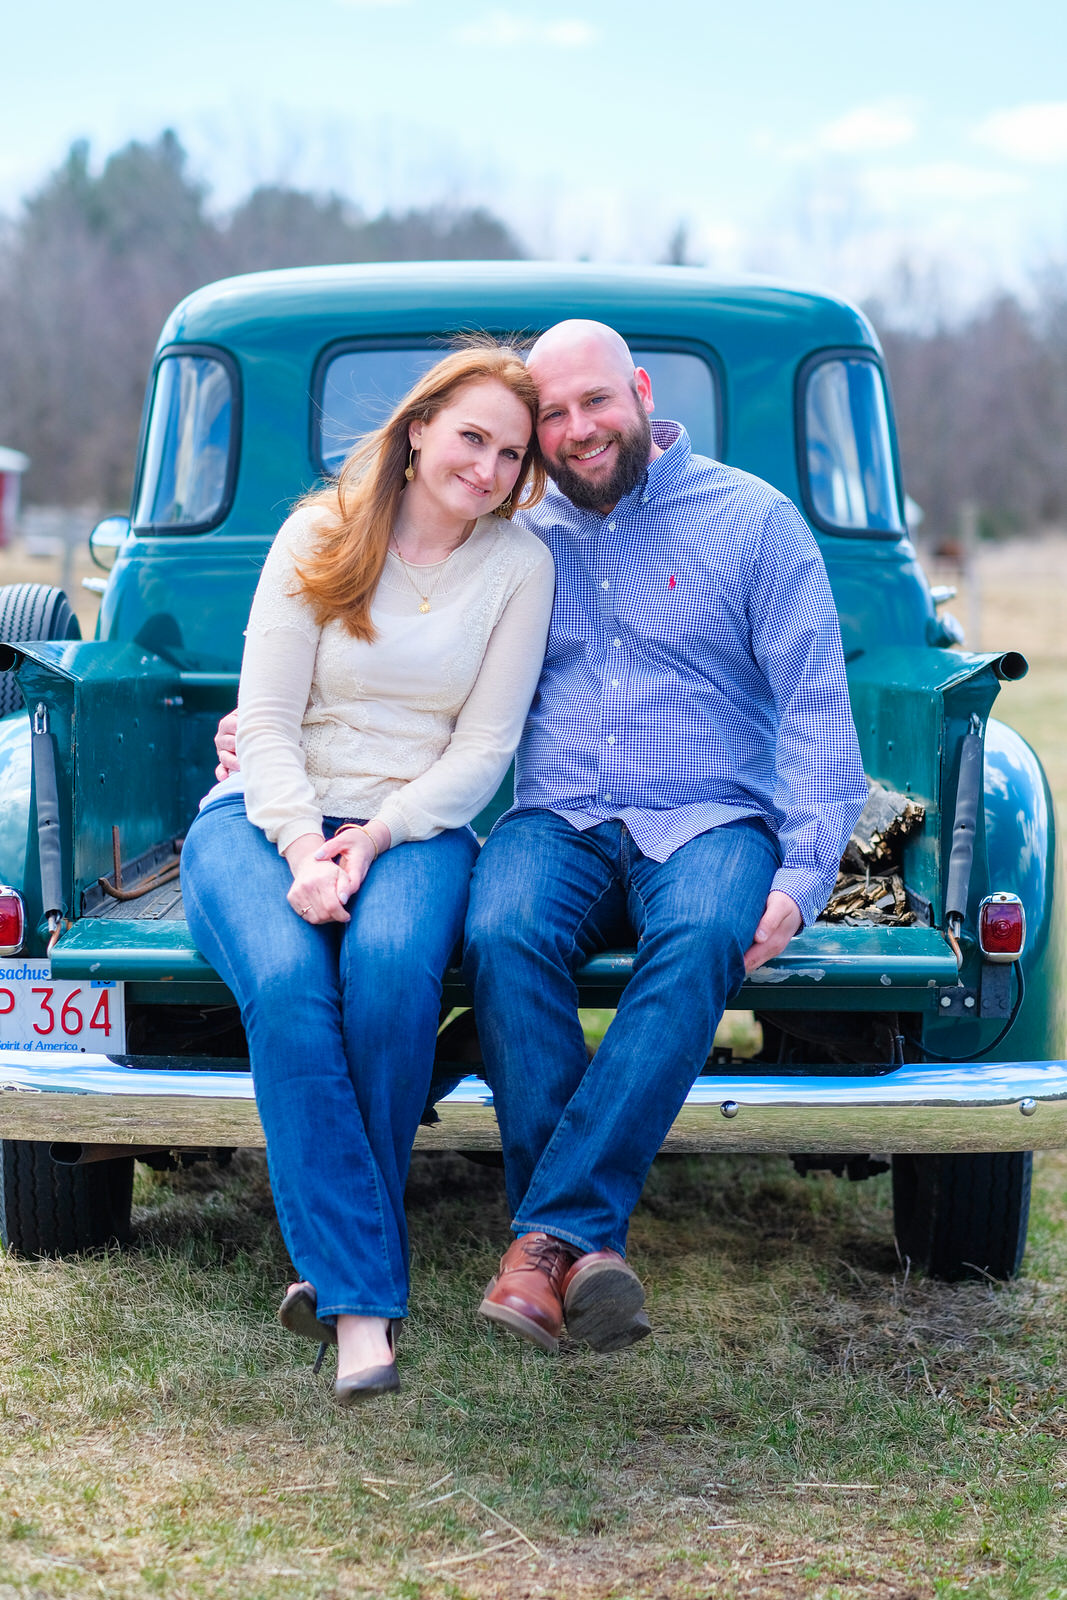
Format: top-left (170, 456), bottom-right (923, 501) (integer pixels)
top-left (0, 582), bottom-right (81, 716)
top-left (0, 1141), bottom-right (134, 1256)
top-left (892, 1151), bottom-right (1032, 1281)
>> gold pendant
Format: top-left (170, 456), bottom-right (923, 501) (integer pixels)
top-left (419, 599), bottom-right (431, 614)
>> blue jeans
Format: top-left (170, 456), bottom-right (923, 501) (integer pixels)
top-left (463, 812), bottom-right (780, 1257)
top-left (180, 793), bottom-right (478, 1320)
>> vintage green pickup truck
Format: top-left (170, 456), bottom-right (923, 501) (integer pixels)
top-left (0, 263), bottom-right (1062, 1282)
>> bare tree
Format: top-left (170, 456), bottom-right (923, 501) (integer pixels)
top-left (661, 221), bottom-right (692, 267)
top-left (870, 275), bottom-right (1067, 540)
top-left (0, 134), bottom-right (524, 509)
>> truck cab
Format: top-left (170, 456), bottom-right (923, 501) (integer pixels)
top-left (0, 262), bottom-right (1062, 1279)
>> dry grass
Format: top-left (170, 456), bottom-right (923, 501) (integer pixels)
top-left (926, 528), bottom-right (1067, 806)
top-left (0, 1147), bottom-right (1064, 1597)
top-left (0, 527), bottom-right (1065, 1598)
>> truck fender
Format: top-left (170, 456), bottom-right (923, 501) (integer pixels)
top-left (983, 716), bottom-right (1066, 1062)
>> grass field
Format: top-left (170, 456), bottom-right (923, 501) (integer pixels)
top-left (0, 530), bottom-right (1064, 1599)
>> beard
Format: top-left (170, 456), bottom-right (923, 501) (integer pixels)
top-left (548, 403), bottom-right (652, 512)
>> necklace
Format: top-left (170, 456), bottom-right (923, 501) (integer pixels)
top-left (390, 537), bottom-right (449, 613)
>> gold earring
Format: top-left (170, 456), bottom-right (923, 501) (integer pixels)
top-left (497, 493), bottom-right (513, 517)
top-left (404, 448), bottom-right (417, 483)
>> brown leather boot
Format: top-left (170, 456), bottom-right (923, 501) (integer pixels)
top-left (562, 1250), bottom-right (647, 1352)
top-left (478, 1233), bottom-right (578, 1352)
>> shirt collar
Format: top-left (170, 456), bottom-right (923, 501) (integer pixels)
top-left (645, 420), bottom-right (690, 499)
top-left (602, 419), bottom-right (690, 519)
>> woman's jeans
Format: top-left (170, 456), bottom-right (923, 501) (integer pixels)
top-left (181, 793), bottom-right (478, 1320)
top-left (463, 811), bottom-right (780, 1259)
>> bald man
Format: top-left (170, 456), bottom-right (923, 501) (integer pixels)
top-left (465, 320), bottom-right (868, 1355)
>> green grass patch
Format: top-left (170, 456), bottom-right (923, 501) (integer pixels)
top-left (2, 1147), bottom-right (1066, 1597)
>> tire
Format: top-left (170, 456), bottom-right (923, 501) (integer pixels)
top-left (892, 1151), bottom-right (1032, 1281)
top-left (0, 583), bottom-right (81, 716)
top-left (0, 1140), bottom-right (134, 1256)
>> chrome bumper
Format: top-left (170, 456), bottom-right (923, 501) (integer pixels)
top-left (1, 1052), bottom-right (1066, 1154)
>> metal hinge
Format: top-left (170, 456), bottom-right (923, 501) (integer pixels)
top-left (934, 985), bottom-right (978, 1017)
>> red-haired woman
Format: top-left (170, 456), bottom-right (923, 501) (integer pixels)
top-left (181, 345), bottom-right (553, 1403)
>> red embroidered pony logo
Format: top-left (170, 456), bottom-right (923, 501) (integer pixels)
top-left (668, 575), bottom-right (676, 590)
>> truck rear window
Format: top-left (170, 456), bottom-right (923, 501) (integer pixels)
top-left (801, 356), bottom-right (903, 537)
top-left (133, 352), bottom-right (236, 531)
top-left (317, 344), bottom-right (719, 474)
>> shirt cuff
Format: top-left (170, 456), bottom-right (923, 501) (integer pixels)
top-left (371, 798), bottom-right (414, 849)
top-left (770, 866), bottom-right (834, 930)
top-left (274, 815), bottom-right (325, 856)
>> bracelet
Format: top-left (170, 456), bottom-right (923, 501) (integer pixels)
top-left (335, 822), bottom-right (380, 860)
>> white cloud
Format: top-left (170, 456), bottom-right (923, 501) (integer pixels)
top-left (816, 104), bottom-right (917, 155)
top-left (456, 12), bottom-right (598, 47)
top-left (862, 161), bottom-right (1028, 207)
top-left (974, 102), bottom-right (1067, 164)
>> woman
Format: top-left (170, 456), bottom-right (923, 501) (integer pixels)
top-left (180, 344), bottom-right (554, 1403)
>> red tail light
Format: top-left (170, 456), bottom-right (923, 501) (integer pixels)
top-left (978, 893), bottom-right (1025, 962)
top-left (0, 887), bottom-right (25, 954)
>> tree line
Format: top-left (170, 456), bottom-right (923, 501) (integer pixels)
top-left (0, 132), bottom-right (521, 508)
top-left (1, 131), bottom-right (1065, 540)
top-left (870, 268), bottom-right (1067, 541)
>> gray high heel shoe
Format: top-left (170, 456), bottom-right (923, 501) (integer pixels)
top-left (278, 1281), bottom-right (336, 1374)
top-left (334, 1320), bottom-right (400, 1406)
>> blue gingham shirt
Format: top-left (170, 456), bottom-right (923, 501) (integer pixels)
top-left (512, 421), bottom-right (868, 927)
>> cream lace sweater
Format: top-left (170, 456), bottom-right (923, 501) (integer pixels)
top-left (228, 506), bottom-right (555, 853)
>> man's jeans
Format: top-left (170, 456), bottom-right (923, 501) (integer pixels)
top-left (181, 793), bottom-right (478, 1320)
top-left (463, 811), bottom-right (780, 1258)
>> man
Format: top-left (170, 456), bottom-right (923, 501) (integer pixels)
top-left (461, 321), bottom-right (867, 1355)
top-left (215, 319), bottom-right (868, 1356)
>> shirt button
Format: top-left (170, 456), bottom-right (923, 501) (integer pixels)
top-left (604, 794), bottom-right (612, 804)
top-left (613, 638), bottom-right (621, 648)
top-left (601, 579), bottom-right (610, 590)
top-left (607, 735), bottom-right (616, 745)
top-left (608, 521), bottom-right (616, 531)
top-left (611, 678), bottom-right (619, 688)
top-left (642, 493), bottom-right (649, 504)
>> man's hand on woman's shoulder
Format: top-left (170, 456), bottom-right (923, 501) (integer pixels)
top-left (215, 709), bottom-right (239, 781)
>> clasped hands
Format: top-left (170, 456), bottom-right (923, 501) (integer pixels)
top-left (284, 828), bottom-right (380, 926)
top-left (217, 711), bottom-right (388, 924)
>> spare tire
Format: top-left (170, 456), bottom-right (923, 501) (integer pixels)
top-left (0, 583), bottom-right (82, 716)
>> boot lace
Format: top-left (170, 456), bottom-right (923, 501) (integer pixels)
top-left (518, 1234), bottom-right (576, 1276)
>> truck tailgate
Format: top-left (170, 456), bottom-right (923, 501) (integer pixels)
top-left (51, 899), bottom-right (959, 1009)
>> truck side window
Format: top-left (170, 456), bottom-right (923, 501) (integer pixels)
top-left (630, 350), bottom-right (717, 459)
top-left (316, 345), bottom-right (719, 475)
top-left (134, 354), bottom-right (234, 530)
top-left (803, 357), bottom-right (903, 535)
top-left (320, 349), bottom-right (439, 475)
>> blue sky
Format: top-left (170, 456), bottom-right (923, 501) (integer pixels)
top-left (5, 0), bottom-right (1066, 310)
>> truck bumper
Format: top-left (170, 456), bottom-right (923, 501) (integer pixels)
top-left (1, 1053), bottom-right (1065, 1155)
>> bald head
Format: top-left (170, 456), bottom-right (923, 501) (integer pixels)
top-left (526, 320), bottom-right (637, 385)
top-left (527, 319), bottom-right (660, 513)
